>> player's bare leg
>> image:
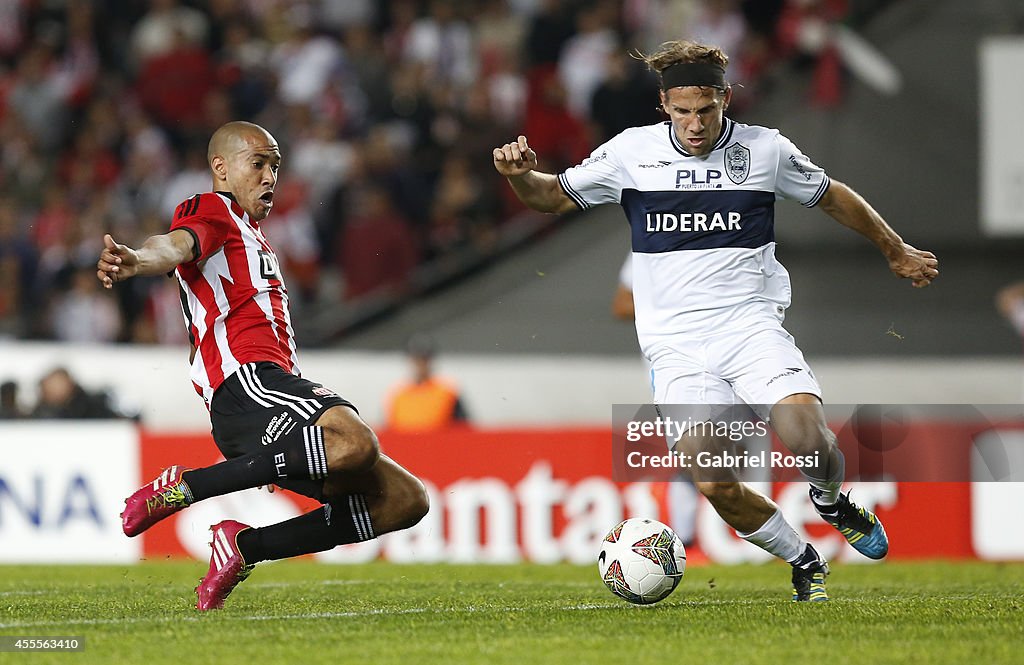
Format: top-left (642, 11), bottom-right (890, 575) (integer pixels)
top-left (675, 432), bottom-right (829, 601)
top-left (322, 454), bottom-right (430, 534)
top-left (771, 394), bottom-right (889, 560)
top-left (316, 404), bottom-right (381, 473)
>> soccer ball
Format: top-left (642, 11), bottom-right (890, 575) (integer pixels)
top-left (598, 518), bottom-right (686, 605)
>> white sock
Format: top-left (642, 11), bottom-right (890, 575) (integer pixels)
top-left (809, 482), bottom-right (842, 508)
top-left (738, 508), bottom-right (807, 564)
top-left (806, 448), bottom-right (845, 506)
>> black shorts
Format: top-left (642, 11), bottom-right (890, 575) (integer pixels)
top-left (210, 362), bottom-right (356, 501)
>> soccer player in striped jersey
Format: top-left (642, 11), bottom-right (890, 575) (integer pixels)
top-left (494, 40), bottom-right (939, 601)
top-left (97, 121), bottom-right (428, 610)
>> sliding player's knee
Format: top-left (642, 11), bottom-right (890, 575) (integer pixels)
top-left (319, 409), bottom-right (380, 473)
top-left (332, 427), bottom-right (379, 473)
top-left (395, 476), bottom-right (430, 529)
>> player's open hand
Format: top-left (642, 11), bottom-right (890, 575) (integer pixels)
top-left (493, 136), bottom-right (538, 177)
top-left (888, 243), bottom-right (938, 288)
top-left (96, 233), bottom-right (140, 288)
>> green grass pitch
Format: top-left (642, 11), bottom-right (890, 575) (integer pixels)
top-left (1, 561), bottom-right (1021, 664)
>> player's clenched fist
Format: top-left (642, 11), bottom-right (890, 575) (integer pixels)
top-left (96, 233), bottom-right (140, 288)
top-left (493, 135), bottom-right (538, 177)
top-left (887, 243), bottom-right (939, 289)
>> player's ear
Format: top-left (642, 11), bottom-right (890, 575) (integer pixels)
top-left (722, 86), bottom-right (733, 111)
top-left (658, 89), bottom-right (667, 114)
top-left (210, 155), bottom-right (228, 182)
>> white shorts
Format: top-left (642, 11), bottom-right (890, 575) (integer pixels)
top-left (648, 314), bottom-right (821, 422)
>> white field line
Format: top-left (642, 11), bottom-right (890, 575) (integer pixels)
top-left (0, 593), bottom-right (994, 629)
top-left (0, 590), bottom-right (51, 597)
top-left (0, 604), bottom-right (625, 630)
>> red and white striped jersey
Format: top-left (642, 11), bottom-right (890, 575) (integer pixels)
top-left (170, 191), bottom-right (299, 405)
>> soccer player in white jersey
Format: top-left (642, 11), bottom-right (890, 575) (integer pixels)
top-left (494, 40), bottom-right (939, 601)
top-left (97, 122), bottom-right (429, 610)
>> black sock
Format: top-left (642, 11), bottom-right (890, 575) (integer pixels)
top-left (183, 425), bottom-right (329, 502)
top-left (236, 495), bottom-right (375, 563)
top-left (792, 543), bottom-right (821, 569)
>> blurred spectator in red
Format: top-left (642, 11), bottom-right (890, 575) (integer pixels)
top-left (338, 184), bottom-right (420, 300)
top-left (32, 186), bottom-right (75, 254)
top-left (136, 28), bottom-right (215, 132)
top-left (777, 0), bottom-right (850, 107)
top-left (522, 64), bottom-right (591, 174)
top-left (57, 127), bottom-right (120, 190)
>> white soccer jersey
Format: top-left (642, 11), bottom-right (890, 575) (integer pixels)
top-left (559, 118), bottom-right (830, 358)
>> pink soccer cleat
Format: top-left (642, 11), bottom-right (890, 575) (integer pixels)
top-left (196, 520), bottom-right (255, 611)
top-left (121, 465), bottom-right (193, 537)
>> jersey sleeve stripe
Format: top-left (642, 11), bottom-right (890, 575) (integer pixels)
top-left (558, 172), bottom-right (589, 210)
top-left (180, 194), bottom-right (200, 218)
top-left (803, 175), bottom-right (831, 208)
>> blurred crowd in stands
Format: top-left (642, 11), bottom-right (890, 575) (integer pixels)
top-left (0, 0), bottom-right (858, 345)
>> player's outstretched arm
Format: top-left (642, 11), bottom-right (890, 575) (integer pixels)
top-left (96, 230), bottom-right (196, 289)
top-left (817, 179), bottom-right (939, 288)
top-left (492, 135), bottom-right (577, 215)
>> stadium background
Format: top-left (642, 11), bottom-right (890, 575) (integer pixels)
top-left (2, 0), bottom-right (1024, 567)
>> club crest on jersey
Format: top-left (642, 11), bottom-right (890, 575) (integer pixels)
top-left (724, 143), bottom-right (750, 184)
